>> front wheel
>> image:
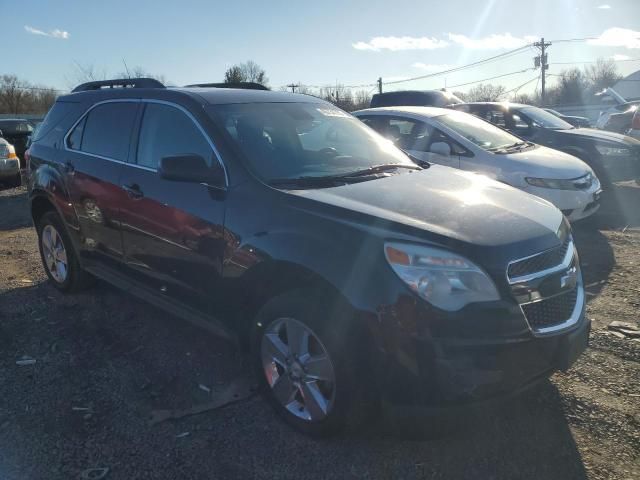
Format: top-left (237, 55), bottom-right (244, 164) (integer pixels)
top-left (252, 289), bottom-right (366, 436)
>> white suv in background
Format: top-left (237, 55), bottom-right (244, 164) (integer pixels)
top-left (0, 138), bottom-right (21, 188)
top-left (354, 107), bottom-right (602, 222)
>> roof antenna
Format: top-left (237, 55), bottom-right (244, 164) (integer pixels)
top-left (122, 58), bottom-right (131, 79)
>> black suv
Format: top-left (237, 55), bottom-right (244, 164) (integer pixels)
top-left (28, 78), bottom-right (589, 435)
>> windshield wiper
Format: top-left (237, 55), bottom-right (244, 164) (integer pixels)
top-left (269, 164), bottom-right (421, 188)
top-left (339, 163), bottom-right (422, 178)
top-left (489, 141), bottom-right (531, 153)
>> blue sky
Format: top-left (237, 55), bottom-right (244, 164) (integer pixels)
top-left (4, 0), bottom-right (640, 95)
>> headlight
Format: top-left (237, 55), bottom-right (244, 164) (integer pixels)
top-left (384, 242), bottom-right (500, 311)
top-left (595, 144), bottom-right (631, 156)
top-left (525, 177), bottom-right (576, 189)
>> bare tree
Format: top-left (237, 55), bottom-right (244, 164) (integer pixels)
top-left (223, 61), bottom-right (269, 86)
top-left (464, 83), bottom-right (507, 102)
top-left (117, 65), bottom-right (167, 84)
top-left (353, 90), bottom-right (372, 110)
top-left (224, 65), bottom-right (245, 84)
top-left (0, 75), bottom-right (27, 114)
top-left (584, 58), bottom-right (622, 94)
top-left (319, 84), bottom-right (355, 111)
top-left (0, 75), bottom-right (58, 114)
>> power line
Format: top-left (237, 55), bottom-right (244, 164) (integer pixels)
top-left (383, 45), bottom-right (532, 86)
top-left (446, 68), bottom-right (534, 89)
top-left (11, 85), bottom-right (67, 93)
top-left (550, 57), bottom-right (640, 65)
top-left (502, 75), bottom-right (540, 97)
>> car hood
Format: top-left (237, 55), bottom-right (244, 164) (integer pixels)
top-left (558, 127), bottom-right (640, 146)
top-left (287, 165), bottom-right (563, 247)
top-left (501, 145), bottom-right (591, 179)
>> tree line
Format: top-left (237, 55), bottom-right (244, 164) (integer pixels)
top-left (0, 57), bottom-right (626, 115)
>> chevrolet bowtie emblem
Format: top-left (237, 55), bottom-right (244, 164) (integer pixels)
top-left (560, 266), bottom-right (578, 289)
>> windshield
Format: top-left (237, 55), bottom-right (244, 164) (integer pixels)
top-left (519, 106), bottom-right (573, 129)
top-left (0, 120), bottom-right (33, 134)
top-left (209, 102), bottom-right (414, 182)
top-left (435, 111), bottom-right (523, 151)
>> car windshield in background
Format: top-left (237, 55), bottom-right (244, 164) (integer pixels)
top-left (436, 111), bottom-right (523, 151)
top-left (209, 102), bottom-right (415, 183)
top-left (0, 120), bottom-right (33, 134)
top-left (519, 106), bottom-right (573, 130)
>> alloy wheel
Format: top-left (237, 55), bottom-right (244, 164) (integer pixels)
top-left (41, 224), bottom-right (68, 283)
top-left (261, 317), bottom-right (336, 422)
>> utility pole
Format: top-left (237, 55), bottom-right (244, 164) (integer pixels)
top-left (377, 77), bottom-right (383, 94)
top-left (534, 37), bottom-right (551, 105)
top-left (287, 83), bottom-right (299, 93)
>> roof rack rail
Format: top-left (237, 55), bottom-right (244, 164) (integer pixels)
top-left (184, 82), bottom-right (269, 91)
top-left (71, 78), bottom-right (165, 93)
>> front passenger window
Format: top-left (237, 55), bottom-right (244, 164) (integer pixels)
top-left (137, 103), bottom-right (213, 170)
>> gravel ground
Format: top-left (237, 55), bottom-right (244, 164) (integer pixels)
top-left (0, 182), bottom-right (638, 480)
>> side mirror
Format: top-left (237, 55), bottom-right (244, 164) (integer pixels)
top-left (159, 154), bottom-right (225, 186)
top-left (430, 141), bottom-right (451, 156)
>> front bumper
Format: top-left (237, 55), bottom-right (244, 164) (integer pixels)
top-left (0, 158), bottom-right (20, 178)
top-left (372, 304), bottom-right (590, 407)
top-left (523, 182), bottom-right (601, 222)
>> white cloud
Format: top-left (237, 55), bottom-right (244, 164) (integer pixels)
top-left (588, 27), bottom-right (640, 49)
top-left (447, 33), bottom-right (537, 49)
top-left (411, 63), bottom-right (454, 72)
top-left (612, 53), bottom-right (631, 61)
top-left (597, 4), bottom-right (611, 9)
top-left (24, 25), bottom-right (69, 39)
top-left (352, 36), bottom-right (448, 51)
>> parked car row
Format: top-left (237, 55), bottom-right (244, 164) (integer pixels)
top-left (353, 106), bottom-right (601, 222)
top-left (26, 78), bottom-right (592, 436)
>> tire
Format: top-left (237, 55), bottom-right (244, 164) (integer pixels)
top-left (9, 172), bottom-right (21, 188)
top-left (251, 289), bottom-right (368, 436)
top-left (36, 211), bottom-right (94, 292)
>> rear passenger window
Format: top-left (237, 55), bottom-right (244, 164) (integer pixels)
top-left (72, 102), bottom-right (138, 161)
top-left (137, 103), bottom-right (212, 169)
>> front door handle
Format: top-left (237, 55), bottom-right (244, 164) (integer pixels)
top-left (122, 183), bottom-right (144, 199)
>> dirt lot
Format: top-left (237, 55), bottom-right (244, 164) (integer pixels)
top-left (0, 183), bottom-right (638, 480)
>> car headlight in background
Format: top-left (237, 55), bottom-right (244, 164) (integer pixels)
top-left (595, 144), bottom-right (631, 156)
top-left (525, 172), bottom-right (595, 190)
top-left (384, 242), bottom-right (500, 311)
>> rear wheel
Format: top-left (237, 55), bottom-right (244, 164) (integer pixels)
top-left (37, 211), bottom-right (93, 292)
top-left (252, 289), bottom-right (366, 436)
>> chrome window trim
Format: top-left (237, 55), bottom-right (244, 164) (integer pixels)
top-left (63, 98), bottom-right (229, 187)
top-left (506, 238), bottom-right (575, 285)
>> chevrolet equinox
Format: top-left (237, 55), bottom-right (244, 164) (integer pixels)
top-left (27, 78), bottom-right (590, 436)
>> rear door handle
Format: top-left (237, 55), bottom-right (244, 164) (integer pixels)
top-left (122, 183), bottom-right (144, 199)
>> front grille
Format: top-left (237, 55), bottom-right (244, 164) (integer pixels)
top-left (508, 236), bottom-right (571, 279)
top-left (521, 289), bottom-right (578, 330)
